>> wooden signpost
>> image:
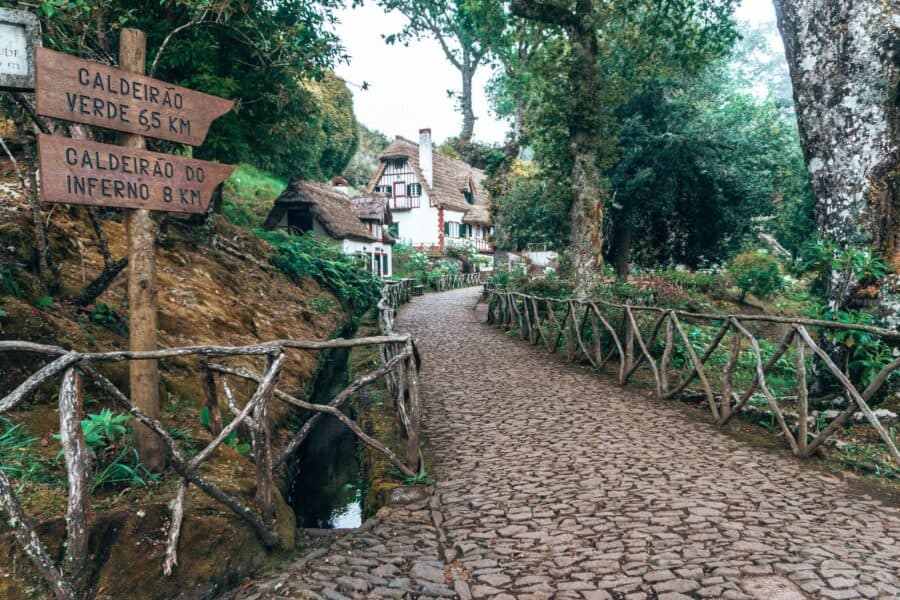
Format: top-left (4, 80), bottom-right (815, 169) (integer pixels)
top-left (33, 28), bottom-right (235, 469)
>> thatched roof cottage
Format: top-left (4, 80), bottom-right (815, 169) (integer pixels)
top-left (366, 129), bottom-right (493, 263)
top-left (263, 179), bottom-right (394, 277)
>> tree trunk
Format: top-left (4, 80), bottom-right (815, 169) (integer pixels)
top-left (612, 223), bottom-right (632, 279)
top-left (773, 0), bottom-right (899, 310)
top-left (459, 58), bottom-right (477, 144)
top-left (566, 1), bottom-right (604, 300)
top-left (570, 139), bottom-right (604, 298)
top-left (510, 0), bottom-right (607, 300)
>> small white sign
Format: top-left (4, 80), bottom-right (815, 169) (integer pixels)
top-left (0, 9), bottom-right (40, 91)
top-left (0, 23), bottom-right (28, 76)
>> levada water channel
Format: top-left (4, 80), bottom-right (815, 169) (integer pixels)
top-left (288, 346), bottom-right (364, 529)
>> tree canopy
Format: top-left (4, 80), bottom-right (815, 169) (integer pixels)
top-left (375, 0), bottom-right (499, 143)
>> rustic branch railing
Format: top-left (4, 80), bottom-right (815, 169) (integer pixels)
top-left (431, 272), bottom-right (482, 292)
top-left (486, 290), bottom-right (900, 467)
top-left (0, 281), bottom-right (422, 599)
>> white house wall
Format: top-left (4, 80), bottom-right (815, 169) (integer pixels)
top-left (374, 156), bottom-right (493, 259)
top-left (393, 202), bottom-right (441, 247)
top-left (342, 238), bottom-right (393, 278)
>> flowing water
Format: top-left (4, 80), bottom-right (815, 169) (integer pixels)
top-left (288, 413), bottom-right (364, 529)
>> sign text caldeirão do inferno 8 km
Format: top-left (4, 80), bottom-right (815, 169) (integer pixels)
top-left (38, 134), bottom-right (234, 213)
top-left (36, 47), bottom-right (233, 146)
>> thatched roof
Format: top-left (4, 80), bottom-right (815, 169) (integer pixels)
top-left (462, 205), bottom-right (491, 225)
top-left (367, 137), bottom-right (491, 217)
top-left (263, 179), bottom-right (377, 242)
top-left (350, 194), bottom-right (392, 224)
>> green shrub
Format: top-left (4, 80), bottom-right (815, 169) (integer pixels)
top-left (257, 229), bottom-right (381, 318)
top-left (730, 251), bottom-right (783, 300)
top-left (522, 275), bottom-right (572, 299)
top-left (310, 295), bottom-right (338, 314)
top-left (392, 243), bottom-right (430, 283)
top-left (486, 264), bottom-right (528, 291)
top-left (426, 260), bottom-right (461, 287)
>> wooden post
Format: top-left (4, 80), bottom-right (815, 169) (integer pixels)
top-left (623, 303), bottom-right (635, 375)
top-left (59, 367), bottom-right (90, 598)
top-left (659, 313), bottom-right (674, 393)
top-left (796, 337), bottom-right (808, 454)
top-left (200, 356), bottom-right (223, 435)
top-left (255, 353), bottom-right (277, 527)
top-left (121, 29), bottom-right (165, 471)
top-left (405, 342), bottom-right (421, 472)
top-left (719, 325), bottom-right (741, 422)
top-left (591, 310), bottom-right (601, 366)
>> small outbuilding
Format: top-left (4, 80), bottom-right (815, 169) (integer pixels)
top-left (263, 179), bottom-right (394, 278)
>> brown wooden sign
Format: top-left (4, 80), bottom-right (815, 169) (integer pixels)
top-left (35, 47), bottom-right (233, 146)
top-left (37, 133), bottom-right (234, 214)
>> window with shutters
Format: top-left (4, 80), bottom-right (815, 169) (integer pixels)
top-left (407, 183), bottom-right (422, 197)
top-left (374, 185), bottom-right (391, 194)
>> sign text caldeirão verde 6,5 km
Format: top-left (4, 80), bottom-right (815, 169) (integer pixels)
top-left (38, 133), bottom-right (234, 213)
top-left (35, 47), bottom-right (233, 146)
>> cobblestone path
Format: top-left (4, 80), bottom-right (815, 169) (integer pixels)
top-left (231, 287), bottom-right (900, 600)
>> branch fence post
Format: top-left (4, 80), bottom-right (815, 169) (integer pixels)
top-left (58, 367), bottom-right (90, 598)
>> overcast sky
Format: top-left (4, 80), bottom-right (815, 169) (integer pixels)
top-left (332, 0), bottom-right (779, 146)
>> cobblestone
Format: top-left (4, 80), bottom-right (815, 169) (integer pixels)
top-left (229, 288), bottom-right (900, 599)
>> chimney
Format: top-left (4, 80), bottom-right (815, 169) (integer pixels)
top-left (331, 176), bottom-right (349, 195)
top-left (419, 128), bottom-right (433, 187)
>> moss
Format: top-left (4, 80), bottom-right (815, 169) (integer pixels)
top-left (346, 310), bottom-right (430, 517)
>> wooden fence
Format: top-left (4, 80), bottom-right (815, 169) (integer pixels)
top-left (0, 280), bottom-right (421, 599)
top-left (486, 290), bottom-right (900, 467)
top-left (431, 272), bottom-right (482, 292)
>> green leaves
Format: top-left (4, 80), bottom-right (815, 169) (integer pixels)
top-left (258, 230), bottom-right (381, 318)
top-left (199, 406), bottom-right (212, 431)
top-left (90, 446), bottom-right (159, 493)
top-left (0, 263), bottom-right (22, 298)
top-left (35, 296), bottom-right (55, 310)
top-left (730, 251), bottom-right (783, 300)
top-left (54, 409), bottom-right (132, 458)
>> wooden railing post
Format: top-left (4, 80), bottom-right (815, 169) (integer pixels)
top-left (200, 355), bottom-right (223, 435)
top-left (659, 312), bottom-right (674, 393)
top-left (591, 310), bottom-right (602, 365)
top-left (623, 303), bottom-right (634, 379)
top-left (59, 367), bottom-right (90, 598)
top-left (796, 336), bottom-right (808, 454)
top-left (718, 324), bottom-right (740, 423)
top-left (405, 342), bottom-right (422, 472)
top-left (255, 352), bottom-right (281, 526)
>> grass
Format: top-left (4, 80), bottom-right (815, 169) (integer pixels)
top-left (222, 163), bottom-right (287, 229)
top-left (0, 417), bottom-right (47, 485)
